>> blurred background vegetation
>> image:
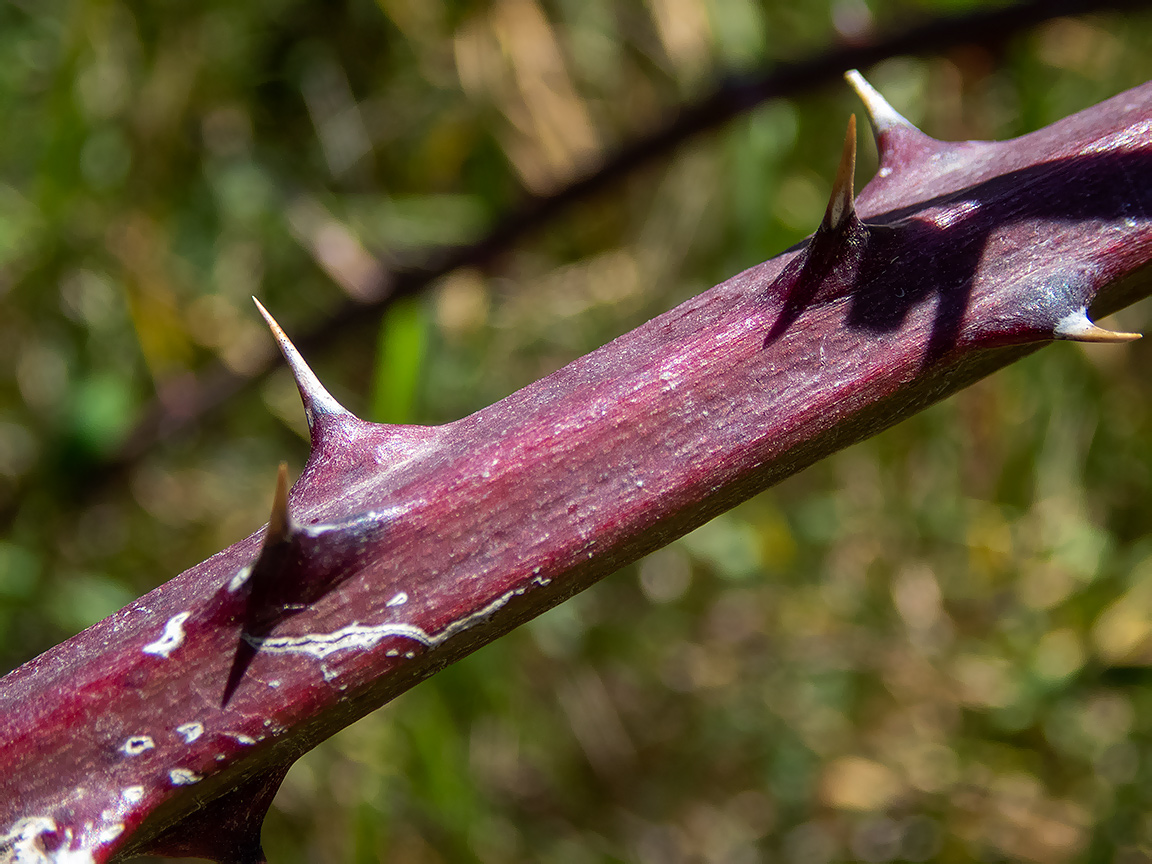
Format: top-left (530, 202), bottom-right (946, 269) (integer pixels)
top-left (2, 0), bottom-right (1152, 861)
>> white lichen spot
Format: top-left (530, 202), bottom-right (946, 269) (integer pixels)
top-left (228, 565), bottom-right (253, 592)
top-left (97, 824), bottom-right (124, 844)
top-left (0, 817), bottom-right (64, 864)
top-left (635, 479), bottom-right (644, 488)
top-left (120, 786), bottom-right (144, 805)
top-left (225, 732), bottom-right (257, 745)
top-left (142, 611), bottom-right (191, 658)
top-left (0, 817), bottom-right (110, 864)
top-left (386, 649), bottom-right (399, 657)
top-left (268, 679), bottom-right (281, 688)
top-left (119, 736), bottom-right (155, 757)
top-left (169, 768), bottom-right (201, 786)
top-left (404, 651), bottom-right (415, 659)
top-left (386, 591), bottom-right (408, 607)
top-left (175, 722), bottom-right (204, 744)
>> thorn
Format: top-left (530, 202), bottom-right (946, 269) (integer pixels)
top-left (222, 461), bottom-right (294, 706)
top-left (221, 639), bottom-right (256, 708)
top-left (1054, 310), bottom-right (1142, 343)
top-left (764, 114), bottom-right (869, 344)
top-left (823, 114), bottom-right (857, 232)
top-left (844, 70), bottom-right (918, 136)
top-left (268, 462), bottom-right (291, 545)
top-left (137, 763), bottom-right (288, 862)
top-left (252, 296), bottom-right (351, 430)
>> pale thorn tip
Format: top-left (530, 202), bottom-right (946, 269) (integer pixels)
top-left (844, 69), bottom-right (917, 137)
top-left (252, 296), bottom-right (351, 426)
top-left (1054, 309), bottom-right (1141, 343)
top-left (824, 114), bottom-right (857, 232)
top-left (267, 462), bottom-right (291, 545)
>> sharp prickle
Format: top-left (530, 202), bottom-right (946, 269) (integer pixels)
top-left (267, 462), bottom-right (291, 545)
top-left (823, 114), bottom-right (857, 232)
top-left (252, 296), bottom-right (352, 430)
top-left (844, 70), bottom-right (918, 136)
top-left (1054, 309), bottom-right (1141, 343)
top-left (844, 69), bottom-right (944, 169)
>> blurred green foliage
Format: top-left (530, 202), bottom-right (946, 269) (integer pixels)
top-left (2, 0), bottom-right (1152, 862)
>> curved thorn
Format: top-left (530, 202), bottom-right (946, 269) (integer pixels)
top-left (824, 114), bottom-right (857, 231)
top-left (1054, 310), bottom-right (1142, 343)
top-left (267, 462), bottom-right (292, 545)
top-left (844, 69), bottom-right (917, 136)
top-left (252, 296), bottom-right (351, 428)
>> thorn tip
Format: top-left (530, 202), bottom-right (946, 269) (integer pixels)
top-left (824, 114), bottom-right (857, 231)
top-left (252, 297), bottom-right (351, 429)
top-left (1054, 310), bottom-right (1142, 343)
top-left (844, 69), bottom-right (917, 136)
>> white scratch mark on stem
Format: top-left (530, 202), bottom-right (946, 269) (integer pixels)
top-left (251, 585), bottom-right (523, 660)
top-left (121, 786), bottom-right (144, 804)
top-left (169, 768), bottom-right (201, 786)
top-left (228, 565), bottom-right (252, 592)
top-left (0, 814), bottom-right (124, 864)
top-left (96, 824), bottom-right (124, 844)
top-left (0, 817), bottom-right (62, 864)
top-left (142, 611), bottom-right (191, 658)
top-left (119, 736), bottom-right (155, 757)
top-left (175, 722), bottom-right (204, 744)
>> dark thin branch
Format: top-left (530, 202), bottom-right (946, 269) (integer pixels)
top-left (21, 0), bottom-right (1152, 515)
